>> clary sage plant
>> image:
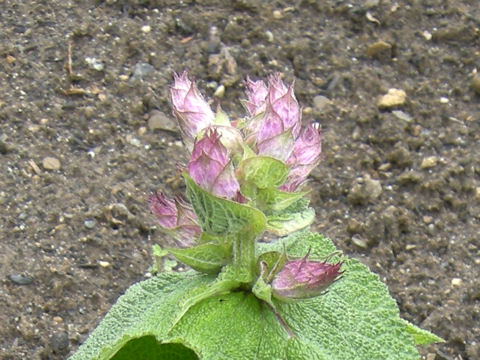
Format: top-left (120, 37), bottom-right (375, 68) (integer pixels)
top-left (70, 72), bottom-right (442, 360)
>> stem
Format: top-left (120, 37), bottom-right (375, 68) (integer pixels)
top-left (233, 231), bottom-right (256, 285)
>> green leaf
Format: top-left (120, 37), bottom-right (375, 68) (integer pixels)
top-left (237, 156), bottom-right (288, 189)
top-left (184, 174), bottom-right (266, 236)
top-left (168, 242), bottom-right (232, 274)
top-left (257, 187), bottom-right (308, 212)
top-left (70, 231), bottom-right (440, 360)
top-left (403, 320), bottom-right (445, 345)
top-left (266, 198), bottom-right (315, 236)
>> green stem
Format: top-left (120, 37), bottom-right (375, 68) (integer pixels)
top-left (233, 231), bottom-right (256, 285)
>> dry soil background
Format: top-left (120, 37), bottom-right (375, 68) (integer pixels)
top-left (0, 1), bottom-right (479, 359)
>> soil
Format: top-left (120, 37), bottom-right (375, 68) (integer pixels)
top-left (1, 1), bottom-right (479, 359)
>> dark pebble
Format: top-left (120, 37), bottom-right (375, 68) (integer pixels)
top-left (51, 331), bottom-right (69, 354)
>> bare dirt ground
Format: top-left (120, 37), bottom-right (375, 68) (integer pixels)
top-left (0, 1), bottom-right (479, 359)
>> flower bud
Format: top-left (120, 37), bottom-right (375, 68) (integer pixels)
top-left (188, 128), bottom-right (240, 199)
top-left (281, 123), bottom-right (322, 192)
top-left (170, 71), bottom-right (215, 150)
top-left (271, 253), bottom-right (343, 301)
top-left (252, 75), bottom-right (302, 161)
top-left (149, 192), bottom-right (202, 248)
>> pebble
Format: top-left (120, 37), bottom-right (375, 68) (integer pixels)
top-left (8, 274), bottom-right (34, 285)
top-left (132, 62), bottom-right (155, 80)
top-left (98, 260), bottom-right (110, 268)
top-left (51, 331), bottom-right (69, 354)
top-left (475, 187), bottom-right (480, 201)
top-left (141, 25), bottom-right (151, 33)
top-left (273, 10), bottom-right (282, 19)
top-left (85, 57), bottom-right (104, 72)
top-left (397, 170), bottom-right (423, 185)
top-left (439, 97), bottom-right (449, 104)
top-left (421, 156), bottom-right (438, 169)
top-left (53, 316), bottom-right (64, 325)
top-left (148, 110), bottom-right (177, 132)
top-left (422, 31), bottom-right (432, 41)
top-left (138, 126), bottom-right (147, 136)
top-left (214, 84), bottom-right (225, 98)
top-left (84, 219), bottom-right (96, 229)
top-left (365, 40), bottom-right (392, 59)
top-left (351, 234), bottom-right (368, 249)
top-left (451, 278), bottom-right (462, 286)
top-left (265, 30), bottom-right (274, 42)
top-left (471, 75), bottom-right (480, 95)
top-left (42, 157), bottom-right (61, 170)
top-left (377, 88), bottom-right (407, 109)
top-left (392, 110), bottom-right (412, 122)
top-left (128, 136), bottom-right (141, 147)
top-left (423, 216), bottom-right (433, 224)
top-left (313, 95), bottom-right (332, 113)
top-left (347, 175), bottom-right (382, 205)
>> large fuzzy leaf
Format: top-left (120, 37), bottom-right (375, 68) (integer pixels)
top-left (69, 232), bottom-right (441, 360)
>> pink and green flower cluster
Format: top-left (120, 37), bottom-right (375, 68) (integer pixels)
top-left (149, 71), bottom-right (340, 301)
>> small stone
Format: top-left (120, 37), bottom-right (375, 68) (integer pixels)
top-left (397, 170), bottom-right (423, 185)
top-left (423, 216), bottom-right (433, 224)
top-left (475, 187), bottom-right (480, 201)
top-left (364, 176), bottom-right (382, 200)
top-left (426, 353), bottom-right (436, 360)
top-left (53, 316), bottom-right (64, 325)
top-left (98, 260), bottom-right (110, 268)
top-left (273, 10), bottom-right (282, 19)
top-left (141, 25), bottom-right (151, 33)
top-left (451, 278), bottom-right (462, 286)
top-left (8, 274), bottom-right (33, 285)
top-left (422, 31), bottom-right (432, 41)
top-left (132, 62), bottom-right (155, 80)
top-left (378, 88), bottom-right (407, 109)
top-left (42, 157), bottom-right (61, 170)
top-left (405, 244), bottom-right (417, 251)
top-left (148, 110), bottom-right (177, 132)
top-left (313, 95), bottom-right (332, 113)
top-left (421, 156), bottom-right (438, 169)
top-left (265, 30), bottom-right (274, 42)
top-left (471, 75), bottom-right (480, 95)
top-left (138, 126), bottom-right (147, 136)
top-left (392, 110), bottom-right (413, 122)
top-left (51, 331), bottom-right (69, 354)
top-left (84, 219), bottom-right (96, 229)
top-left (6, 54), bottom-right (16, 63)
top-left (85, 57), bottom-right (104, 71)
top-left (302, 107), bottom-right (313, 115)
top-left (366, 40), bottom-right (392, 60)
top-left (351, 234), bottom-right (368, 249)
top-left (214, 84), bottom-right (225, 98)
top-left (128, 136), bottom-right (141, 147)
top-left (439, 97), bottom-right (449, 104)
top-left (347, 175), bottom-right (382, 205)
